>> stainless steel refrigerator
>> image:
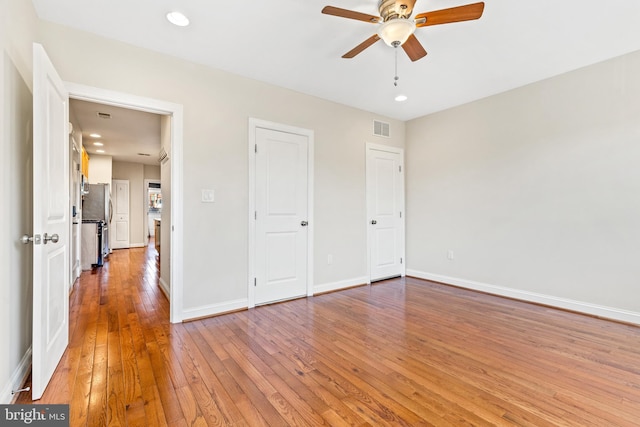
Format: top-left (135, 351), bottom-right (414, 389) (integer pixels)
top-left (82, 183), bottom-right (112, 266)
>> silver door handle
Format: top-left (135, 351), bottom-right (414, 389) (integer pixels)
top-left (20, 234), bottom-right (41, 245)
top-left (301, 221), bottom-right (308, 226)
top-left (371, 220), bottom-right (377, 225)
top-left (43, 233), bottom-right (59, 244)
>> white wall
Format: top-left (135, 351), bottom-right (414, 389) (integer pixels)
top-left (37, 21), bottom-right (405, 318)
top-left (0, 0), bottom-right (38, 404)
top-left (406, 50), bottom-right (640, 323)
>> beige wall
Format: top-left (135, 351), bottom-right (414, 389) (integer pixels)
top-left (37, 21), bottom-right (405, 316)
top-left (112, 161), bottom-right (146, 247)
top-left (406, 50), bottom-right (640, 318)
top-left (144, 164), bottom-right (160, 180)
top-left (0, 0), bottom-right (38, 404)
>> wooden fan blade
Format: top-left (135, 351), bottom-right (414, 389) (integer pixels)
top-left (415, 2), bottom-right (484, 27)
top-left (342, 35), bottom-right (381, 58)
top-left (402, 34), bottom-right (427, 62)
top-left (322, 6), bottom-right (380, 23)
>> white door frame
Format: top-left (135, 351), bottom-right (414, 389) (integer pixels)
top-left (248, 118), bottom-right (314, 308)
top-left (65, 82), bottom-right (185, 323)
top-left (365, 142), bottom-right (406, 283)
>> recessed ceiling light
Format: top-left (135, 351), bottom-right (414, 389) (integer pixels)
top-left (167, 11), bottom-right (190, 27)
top-left (395, 94), bottom-right (408, 102)
top-left (93, 142), bottom-right (103, 146)
top-left (96, 149), bottom-right (105, 153)
top-left (89, 133), bottom-right (101, 138)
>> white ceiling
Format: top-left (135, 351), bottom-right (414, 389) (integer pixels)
top-left (69, 99), bottom-right (161, 166)
top-left (34, 0), bottom-right (640, 122)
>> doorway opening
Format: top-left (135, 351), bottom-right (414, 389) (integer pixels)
top-left (66, 82), bottom-right (184, 323)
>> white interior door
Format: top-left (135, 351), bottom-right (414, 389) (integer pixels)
top-left (32, 43), bottom-right (70, 400)
top-left (366, 144), bottom-right (405, 282)
top-left (111, 179), bottom-right (130, 249)
top-left (255, 128), bottom-right (309, 305)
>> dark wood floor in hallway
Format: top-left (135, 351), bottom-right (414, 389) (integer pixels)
top-left (16, 243), bottom-right (640, 426)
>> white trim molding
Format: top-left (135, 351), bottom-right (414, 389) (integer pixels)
top-left (159, 277), bottom-right (170, 300)
top-left (181, 299), bottom-right (248, 322)
top-left (406, 269), bottom-right (640, 325)
top-left (314, 276), bottom-right (368, 295)
top-left (1, 347), bottom-right (32, 404)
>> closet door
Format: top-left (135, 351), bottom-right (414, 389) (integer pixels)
top-left (112, 179), bottom-right (130, 249)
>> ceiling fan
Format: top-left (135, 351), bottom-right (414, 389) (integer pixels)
top-left (322, 0), bottom-right (485, 62)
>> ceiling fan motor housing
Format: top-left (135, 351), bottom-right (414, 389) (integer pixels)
top-left (378, 0), bottom-right (415, 21)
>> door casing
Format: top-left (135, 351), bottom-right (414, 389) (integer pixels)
top-left (65, 82), bottom-right (185, 323)
top-left (248, 118), bottom-right (314, 308)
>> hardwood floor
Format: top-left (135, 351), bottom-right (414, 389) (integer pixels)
top-left (16, 244), bottom-right (640, 426)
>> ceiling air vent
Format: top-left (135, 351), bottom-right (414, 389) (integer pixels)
top-left (373, 120), bottom-right (390, 138)
top-left (97, 112), bottom-right (111, 119)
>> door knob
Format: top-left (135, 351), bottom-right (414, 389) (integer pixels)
top-left (20, 234), bottom-right (41, 245)
top-left (301, 221), bottom-right (308, 226)
top-left (43, 233), bottom-right (59, 244)
top-left (371, 220), bottom-right (377, 225)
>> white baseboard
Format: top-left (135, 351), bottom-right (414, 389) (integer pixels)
top-left (181, 298), bottom-right (248, 321)
top-left (406, 269), bottom-right (640, 325)
top-left (158, 277), bottom-right (170, 299)
top-left (1, 347), bottom-right (32, 404)
top-left (129, 243), bottom-right (146, 248)
top-left (314, 276), bottom-right (368, 295)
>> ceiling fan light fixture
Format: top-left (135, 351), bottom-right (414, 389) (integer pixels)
top-left (166, 11), bottom-right (190, 27)
top-left (395, 94), bottom-right (408, 102)
top-left (377, 19), bottom-right (415, 47)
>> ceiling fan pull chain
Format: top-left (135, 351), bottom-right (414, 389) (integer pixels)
top-left (394, 45), bottom-right (399, 87)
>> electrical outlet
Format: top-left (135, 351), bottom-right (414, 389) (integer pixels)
top-left (447, 250), bottom-right (454, 260)
top-left (201, 189), bottom-right (215, 203)
top-left (327, 254), bottom-right (333, 265)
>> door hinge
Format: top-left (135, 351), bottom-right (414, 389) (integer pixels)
top-left (399, 211), bottom-right (402, 218)
top-left (254, 211), bottom-right (257, 220)
top-left (400, 257), bottom-right (403, 264)
top-left (399, 165), bottom-right (402, 173)
top-left (254, 277), bottom-right (257, 287)
top-left (255, 144), bottom-right (257, 153)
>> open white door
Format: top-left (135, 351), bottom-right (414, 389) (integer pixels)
top-left (366, 143), bottom-right (405, 282)
top-left (31, 43), bottom-right (70, 400)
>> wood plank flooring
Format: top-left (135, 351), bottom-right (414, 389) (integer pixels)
top-left (16, 244), bottom-right (640, 426)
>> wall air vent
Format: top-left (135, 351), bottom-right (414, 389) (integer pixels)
top-left (97, 112), bottom-right (111, 119)
top-left (373, 120), bottom-right (390, 138)
top-left (158, 147), bottom-right (168, 164)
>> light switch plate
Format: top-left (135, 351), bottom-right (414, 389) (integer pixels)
top-left (201, 189), bottom-right (215, 203)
